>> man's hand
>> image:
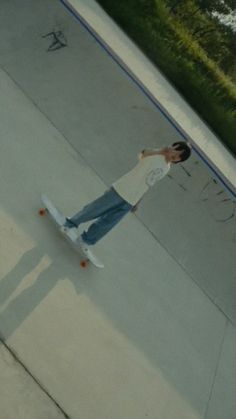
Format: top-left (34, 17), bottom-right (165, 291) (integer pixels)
top-left (131, 204), bottom-right (138, 213)
top-left (131, 199), bottom-right (142, 213)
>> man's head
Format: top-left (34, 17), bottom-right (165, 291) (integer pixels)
top-left (168, 141), bottom-right (192, 164)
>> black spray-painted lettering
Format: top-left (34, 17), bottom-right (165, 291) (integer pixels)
top-left (42, 31), bottom-right (67, 51)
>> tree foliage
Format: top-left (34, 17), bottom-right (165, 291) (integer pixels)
top-left (165, 0), bottom-right (236, 77)
top-left (96, 0), bottom-right (236, 154)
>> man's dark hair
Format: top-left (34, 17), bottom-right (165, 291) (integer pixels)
top-left (172, 141), bottom-right (191, 163)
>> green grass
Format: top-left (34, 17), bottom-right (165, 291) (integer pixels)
top-left (96, 0), bottom-right (236, 156)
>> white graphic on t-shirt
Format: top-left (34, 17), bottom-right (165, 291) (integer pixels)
top-left (146, 168), bottom-right (164, 186)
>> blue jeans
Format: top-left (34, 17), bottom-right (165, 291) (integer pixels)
top-left (65, 188), bottom-right (133, 245)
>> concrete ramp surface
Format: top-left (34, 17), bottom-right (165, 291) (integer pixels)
top-left (0, 1), bottom-right (235, 418)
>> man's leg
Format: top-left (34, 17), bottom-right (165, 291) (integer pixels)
top-left (65, 188), bottom-right (125, 228)
top-left (81, 201), bottom-right (132, 245)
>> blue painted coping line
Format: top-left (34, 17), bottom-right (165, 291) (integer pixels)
top-left (60, 0), bottom-right (236, 201)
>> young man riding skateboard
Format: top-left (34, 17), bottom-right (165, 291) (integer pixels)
top-left (62, 142), bottom-right (191, 259)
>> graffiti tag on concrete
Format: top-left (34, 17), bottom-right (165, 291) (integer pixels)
top-left (42, 31), bottom-right (67, 51)
top-left (168, 159), bottom-right (236, 225)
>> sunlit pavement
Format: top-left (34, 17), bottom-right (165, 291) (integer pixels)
top-left (0, 1), bottom-right (235, 418)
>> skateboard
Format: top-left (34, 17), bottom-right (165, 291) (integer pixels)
top-left (39, 194), bottom-right (104, 269)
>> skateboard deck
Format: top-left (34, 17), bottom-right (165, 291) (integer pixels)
top-left (39, 194), bottom-right (104, 268)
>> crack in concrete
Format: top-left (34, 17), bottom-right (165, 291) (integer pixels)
top-left (0, 335), bottom-right (71, 419)
top-left (203, 319), bottom-right (228, 419)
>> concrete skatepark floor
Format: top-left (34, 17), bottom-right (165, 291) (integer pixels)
top-left (0, 1), bottom-right (236, 418)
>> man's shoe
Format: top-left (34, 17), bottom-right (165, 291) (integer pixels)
top-left (77, 235), bottom-right (91, 256)
top-left (61, 218), bottom-right (77, 233)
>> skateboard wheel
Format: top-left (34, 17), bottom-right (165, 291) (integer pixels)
top-left (39, 208), bottom-right (47, 216)
top-left (80, 259), bottom-right (89, 268)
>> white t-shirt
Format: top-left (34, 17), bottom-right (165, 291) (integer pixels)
top-left (112, 153), bottom-right (170, 206)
